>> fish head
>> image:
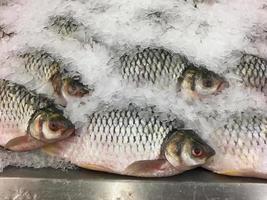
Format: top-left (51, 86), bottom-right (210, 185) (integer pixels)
top-left (29, 107), bottom-right (75, 142)
top-left (61, 74), bottom-right (92, 98)
top-left (164, 129), bottom-right (215, 170)
top-left (182, 67), bottom-right (228, 98)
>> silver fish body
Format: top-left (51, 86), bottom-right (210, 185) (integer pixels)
top-left (19, 50), bottom-right (61, 82)
top-left (235, 54), bottom-right (267, 95)
top-left (0, 79), bottom-right (74, 151)
top-left (120, 47), bottom-right (188, 86)
top-left (119, 47), bottom-right (227, 99)
top-left (204, 112), bottom-right (267, 179)
top-left (43, 106), bottom-right (214, 177)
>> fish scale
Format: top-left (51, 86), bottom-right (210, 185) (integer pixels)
top-left (235, 54), bottom-right (267, 93)
top-left (204, 113), bottom-right (267, 178)
top-left (85, 109), bottom-right (170, 158)
top-left (120, 47), bottom-right (188, 85)
top-left (19, 51), bottom-right (61, 82)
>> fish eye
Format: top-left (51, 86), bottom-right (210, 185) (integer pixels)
top-left (203, 79), bottom-right (213, 88)
top-left (191, 146), bottom-right (203, 157)
top-left (48, 121), bottom-right (61, 132)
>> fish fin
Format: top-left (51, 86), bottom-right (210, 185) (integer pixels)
top-left (216, 170), bottom-right (242, 176)
top-left (79, 163), bottom-right (113, 173)
top-left (42, 142), bottom-right (65, 156)
top-left (53, 95), bottom-right (67, 107)
top-left (215, 168), bottom-right (267, 179)
top-left (124, 159), bottom-right (173, 177)
top-left (5, 135), bottom-right (44, 152)
top-left (182, 89), bottom-right (201, 101)
top-left (24, 78), bottom-right (46, 91)
top-left (42, 136), bottom-right (76, 156)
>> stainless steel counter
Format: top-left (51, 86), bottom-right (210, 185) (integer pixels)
top-left (0, 168), bottom-right (266, 200)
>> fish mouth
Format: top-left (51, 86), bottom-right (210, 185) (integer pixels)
top-left (214, 80), bottom-right (229, 95)
top-left (62, 127), bottom-right (75, 138)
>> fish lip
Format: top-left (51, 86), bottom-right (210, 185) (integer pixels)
top-left (63, 127), bottom-right (75, 138)
top-left (214, 80), bottom-right (229, 95)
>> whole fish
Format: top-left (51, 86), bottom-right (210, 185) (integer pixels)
top-left (234, 54), bottom-right (267, 95)
top-left (43, 106), bottom-right (214, 177)
top-left (0, 79), bottom-right (75, 151)
top-left (18, 50), bottom-right (92, 105)
top-left (119, 47), bottom-right (228, 99)
top-left (204, 112), bottom-right (267, 179)
top-left (46, 15), bottom-right (96, 46)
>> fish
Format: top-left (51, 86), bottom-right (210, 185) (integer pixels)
top-left (43, 106), bottom-right (215, 177)
top-left (0, 25), bottom-right (14, 40)
top-left (18, 50), bottom-right (92, 105)
top-left (47, 15), bottom-right (80, 36)
top-left (0, 79), bottom-right (75, 151)
top-left (46, 15), bottom-right (97, 46)
top-left (119, 47), bottom-right (228, 99)
top-left (204, 112), bottom-right (267, 179)
top-left (234, 54), bottom-right (267, 95)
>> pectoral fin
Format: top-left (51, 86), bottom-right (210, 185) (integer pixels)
top-left (79, 163), bottom-right (113, 173)
top-left (42, 143), bottom-right (64, 156)
top-left (124, 159), bottom-right (177, 177)
top-left (42, 137), bottom-right (76, 156)
top-left (5, 135), bottom-right (44, 152)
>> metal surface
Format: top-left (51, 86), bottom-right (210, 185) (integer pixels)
top-left (0, 168), bottom-right (266, 200)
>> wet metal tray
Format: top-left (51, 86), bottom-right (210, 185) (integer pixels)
top-left (0, 167), bottom-right (266, 200)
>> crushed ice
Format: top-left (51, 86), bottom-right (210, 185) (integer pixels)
top-left (0, 0), bottom-right (266, 171)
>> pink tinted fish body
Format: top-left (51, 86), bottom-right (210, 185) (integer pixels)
top-left (204, 113), bottom-right (267, 179)
top-left (44, 107), bottom-right (215, 177)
